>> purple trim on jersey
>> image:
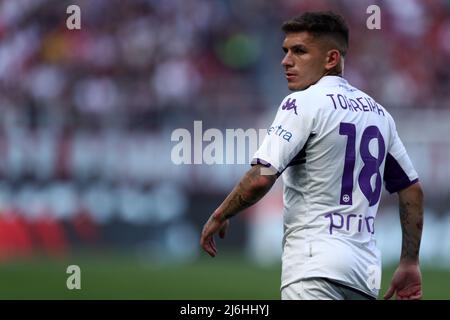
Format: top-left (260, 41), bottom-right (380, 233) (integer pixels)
top-left (286, 144), bottom-right (307, 167)
top-left (384, 153), bottom-right (418, 193)
top-left (251, 158), bottom-right (281, 177)
top-left (285, 133), bottom-right (316, 169)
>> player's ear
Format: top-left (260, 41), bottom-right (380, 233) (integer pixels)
top-left (325, 49), bottom-right (341, 71)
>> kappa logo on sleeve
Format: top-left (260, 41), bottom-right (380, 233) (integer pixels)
top-left (282, 98), bottom-right (298, 115)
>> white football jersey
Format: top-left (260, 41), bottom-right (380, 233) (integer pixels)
top-left (252, 76), bottom-right (418, 298)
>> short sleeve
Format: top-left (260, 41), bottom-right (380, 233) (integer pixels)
top-left (383, 114), bottom-right (419, 193)
top-left (251, 93), bottom-right (316, 174)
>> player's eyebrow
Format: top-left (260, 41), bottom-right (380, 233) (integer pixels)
top-left (283, 44), bottom-right (308, 53)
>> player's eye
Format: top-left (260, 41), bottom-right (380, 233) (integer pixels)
top-left (293, 47), bottom-right (306, 55)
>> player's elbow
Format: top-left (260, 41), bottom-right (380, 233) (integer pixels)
top-left (252, 175), bottom-right (276, 193)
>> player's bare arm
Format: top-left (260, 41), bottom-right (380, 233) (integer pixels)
top-left (398, 182), bottom-right (424, 262)
top-left (200, 165), bottom-right (278, 257)
top-left (384, 182), bottom-right (424, 300)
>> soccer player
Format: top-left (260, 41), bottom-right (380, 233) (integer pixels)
top-left (200, 11), bottom-right (424, 300)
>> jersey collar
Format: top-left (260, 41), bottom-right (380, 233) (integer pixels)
top-left (315, 75), bottom-right (349, 87)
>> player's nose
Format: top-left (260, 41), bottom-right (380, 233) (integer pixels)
top-left (281, 53), bottom-right (294, 67)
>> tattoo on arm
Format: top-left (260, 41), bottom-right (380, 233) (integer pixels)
top-left (214, 165), bottom-right (277, 221)
top-left (399, 186), bottom-right (424, 262)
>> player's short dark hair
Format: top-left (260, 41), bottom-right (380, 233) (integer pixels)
top-left (282, 11), bottom-right (349, 56)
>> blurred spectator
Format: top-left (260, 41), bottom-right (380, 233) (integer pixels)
top-left (0, 0), bottom-right (449, 261)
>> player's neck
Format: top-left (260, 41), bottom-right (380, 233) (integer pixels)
top-left (323, 69), bottom-right (342, 77)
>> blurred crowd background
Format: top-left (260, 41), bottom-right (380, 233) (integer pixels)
top-left (0, 0), bottom-right (449, 269)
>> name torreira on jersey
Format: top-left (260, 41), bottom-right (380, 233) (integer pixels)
top-left (251, 76), bottom-right (419, 298)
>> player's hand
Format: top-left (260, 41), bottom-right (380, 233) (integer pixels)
top-left (200, 212), bottom-right (229, 257)
top-left (384, 260), bottom-right (422, 300)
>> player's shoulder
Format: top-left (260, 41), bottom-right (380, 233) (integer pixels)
top-left (344, 80), bottom-right (395, 122)
top-left (279, 90), bottom-right (309, 104)
top-left (281, 76), bottom-right (351, 108)
top-left (357, 88), bottom-right (395, 122)
top-left (277, 86), bottom-right (323, 116)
